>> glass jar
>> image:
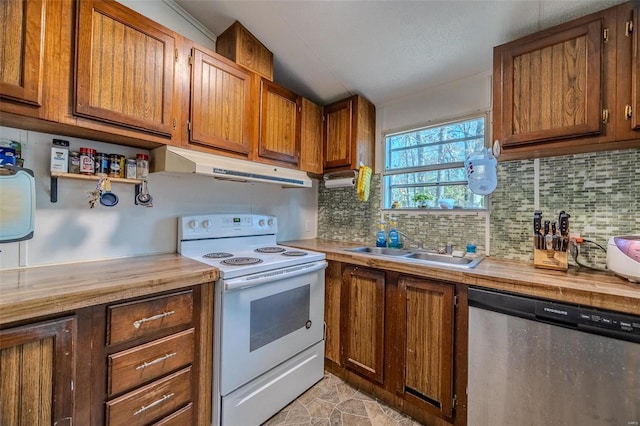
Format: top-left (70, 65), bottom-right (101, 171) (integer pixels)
top-left (69, 151), bottom-right (80, 174)
top-left (118, 155), bottom-right (126, 178)
top-left (95, 153), bottom-right (108, 175)
top-left (136, 153), bottom-right (149, 180)
top-left (125, 159), bottom-right (137, 179)
top-left (79, 147), bottom-right (96, 175)
top-left (108, 153), bottom-right (120, 177)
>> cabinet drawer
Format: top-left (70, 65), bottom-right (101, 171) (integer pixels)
top-left (151, 403), bottom-right (193, 425)
top-left (108, 329), bottom-right (195, 396)
top-left (106, 366), bottom-right (192, 426)
top-left (107, 291), bottom-right (193, 345)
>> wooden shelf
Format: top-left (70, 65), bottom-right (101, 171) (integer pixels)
top-left (50, 172), bottom-right (142, 204)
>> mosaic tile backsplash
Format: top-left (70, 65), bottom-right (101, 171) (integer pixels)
top-left (318, 148), bottom-right (639, 268)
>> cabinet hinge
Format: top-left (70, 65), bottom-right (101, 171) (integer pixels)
top-left (188, 55), bottom-right (193, 66)
top-left (187, 121), bottom-right (191, 132)
top-left (454, 295), bottom-right (459, 306)
top-left (625, 104), bottom-right (633, 120)
top-left (603, 28), bottom-right (609, 43)
top-left (602, 108), bottom-right (609, 124)
top-left (175, 49), bottom-right (179, 61)
top-left (626, 20), bottom-right (634, 37)
top-left (453, 394), bottom-right (458, 409)
top-left (172, 118), bottom-right (177, 130)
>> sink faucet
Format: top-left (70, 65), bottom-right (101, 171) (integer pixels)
top-left (397, 231), bottom-right (424, 249)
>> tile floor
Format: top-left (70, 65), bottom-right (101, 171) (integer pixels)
top-left (262, 372), bottom-right (422, 426)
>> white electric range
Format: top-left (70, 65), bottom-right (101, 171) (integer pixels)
top-left (178, 214), bottom-right (326, 426)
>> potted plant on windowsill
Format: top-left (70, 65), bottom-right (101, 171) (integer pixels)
top-left (412, 193), bottom-right (434, 208)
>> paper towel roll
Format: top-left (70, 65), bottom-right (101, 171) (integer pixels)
top-left (325, 177), bottom-right (355, 188)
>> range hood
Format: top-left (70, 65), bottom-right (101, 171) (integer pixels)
top-left (151, 145), bottom-right (312, 188)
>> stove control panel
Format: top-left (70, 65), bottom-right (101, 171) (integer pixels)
top-left (179, 214), bottom-right (278, 240)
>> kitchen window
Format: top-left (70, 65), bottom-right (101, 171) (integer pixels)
top-left (383, 113), bottom-right (488, 210)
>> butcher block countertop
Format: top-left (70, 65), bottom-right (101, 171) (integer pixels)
top-left (0, 254), bottom-right (218, 325)
top-left (282, 239), bottom-right (640, 315)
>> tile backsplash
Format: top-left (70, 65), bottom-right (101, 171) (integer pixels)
top-left (318, 148), bottom-right (639, 268)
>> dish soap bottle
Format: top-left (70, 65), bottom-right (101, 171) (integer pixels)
top-left (387, 218), bottom-right (402, 248)
top-left (375, 221), bottom-right (387, 247)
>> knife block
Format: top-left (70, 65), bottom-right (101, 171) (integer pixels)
top-left (533, 237), bottom-right (569, 271)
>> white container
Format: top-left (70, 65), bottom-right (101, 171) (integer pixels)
top-left (50, 140), bottom-right (69, 173)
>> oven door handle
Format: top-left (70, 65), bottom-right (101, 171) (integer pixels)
top-left (224, 260), bottom-right (328, 291)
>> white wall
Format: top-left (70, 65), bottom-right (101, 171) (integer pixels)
top-left (0, 126), bottom-right (318, 269)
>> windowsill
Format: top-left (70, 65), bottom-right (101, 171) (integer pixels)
top-left (382, 208), bottom-right (488, 217)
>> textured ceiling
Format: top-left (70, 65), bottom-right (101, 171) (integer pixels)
top-left (174, 0), bottom-right (625, 106)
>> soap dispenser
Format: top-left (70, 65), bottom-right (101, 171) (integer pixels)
top-left (375, 221), bottom-right (387, 247)
top-left (388, 218), bottom-right (402, 249)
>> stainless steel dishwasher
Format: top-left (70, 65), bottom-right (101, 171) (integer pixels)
top-left (468, 287), bottom-right (640, 426)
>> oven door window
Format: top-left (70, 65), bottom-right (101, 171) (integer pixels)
top-left (250, 285), bottom-right (310, 351)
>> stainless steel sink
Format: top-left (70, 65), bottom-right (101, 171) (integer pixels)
top-left (346, 246), bottom-right (484, 268)
top-left (347, 246), bottom-right (413, 256)
top-left (404, 252), bottom-right (484, 268)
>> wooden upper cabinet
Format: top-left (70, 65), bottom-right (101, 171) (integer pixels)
top-left (258, 78), bottom-right (301, 166)
top-left (0, 0), bottom-right (45, 106)
top-left (495, 18), bottom-right (604, 148)
top-left (300, 98), bottom-right (323, 174)
top-left (0, 316), bottom-right (76, 426)
top-left (398, 276), bottom-right (455, 418)
top-left (341, 266), bottom-right (385, 384)
top-left (188, 47), bottom-right (253, 156)
top-left (75, 0), bottom-right (176, 137)
top-left (216, 21), bottom-right (274, 81)
top-left (323, 94), bottom-right (375, 172)
top-left (616, 2), bottom-right (640, 135)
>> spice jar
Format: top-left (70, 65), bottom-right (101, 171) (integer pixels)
top-left (69, 151), bottom-right (80, 174)
top-left (79, 147), bottom-right (96, 175)
top-left (125, 159), bottom-right (137, 179)
top-left (95, 153), bottom-right (108, 175)
top-left (118, 155), bottom-right (126, 178)
top-left (108, 153), bottom-right (120, 177)
top-left (136, 153), bottom-right (149, 180)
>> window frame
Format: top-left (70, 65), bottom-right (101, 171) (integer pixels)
top-left (382, 112), bottom-right (490, 212)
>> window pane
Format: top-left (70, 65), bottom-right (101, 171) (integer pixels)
top-left (383, 114), bottom-right (488, 210)
top-left (385, 177), bottom-right (485, 209)
top-left (388, 168), bottom-right (466, 185)
top-left (386, 118), bottom-right (485, 171)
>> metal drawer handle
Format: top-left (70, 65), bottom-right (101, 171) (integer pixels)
top-left (133, 392), bottom-right (175, 416)
top-left (133, 311), bottom-right (175, 329)
top-left (135, 352), bottom-right (177, 370)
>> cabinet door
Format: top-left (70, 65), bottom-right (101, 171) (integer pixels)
top-left (632, 6), bottom-right (640, 131)
top-left (0, 0), bottom-right (45, 106)
top-left (398, 276), bottom-right (455, 417)
top-left (0, 316), bottom-right (76, 425)
top-left (495, 18), bottom-right (604, 147)
top-left (189, 47), bottom-right (252, 155)
top-left (75, 0), bottom-right (176, 137)
top-left (323, 98), bottom-right (352, 169)
top-left (341, 266), bottom-right (385, 384)
top-left (324, 261), bottom-right (342, 365)
top-left (300, 98), bottom-right (323, 174)
top-left (258, 79), bottom-right (301, 165)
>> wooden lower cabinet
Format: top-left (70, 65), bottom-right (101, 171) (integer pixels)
top-left (397, 275), bottom-right (456, 417)
top-left (326, 261), bottom-right (465, 425)
top-left (0, 284), bottom-right (213, 426)
top-left (341, 266), bottom-right (385, 384)
top-left (0, 316), bottom-right (76, 426)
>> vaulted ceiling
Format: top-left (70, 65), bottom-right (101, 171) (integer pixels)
top-left (175, 0), bottom-right (624, 106)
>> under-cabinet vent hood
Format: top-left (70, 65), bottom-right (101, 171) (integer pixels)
top-left (151, 146), bottom-right (312, 188)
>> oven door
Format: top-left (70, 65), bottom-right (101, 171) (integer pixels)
top-left (219, 260), bottom-right (327, 395)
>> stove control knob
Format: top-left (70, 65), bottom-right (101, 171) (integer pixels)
top-left (201, 219), bottom-right (212, 229)
top-left (267, 219), bottom-right (274, 227)
top-left (259, 219), bottom-right (266, 227)
top-left (188, 220), bottom-right (199, 229)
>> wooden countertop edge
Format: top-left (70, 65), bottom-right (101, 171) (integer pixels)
top-left (0, 254), bottom-right (219, 326)
top-left (282, 239), bottom-right (640, 315)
